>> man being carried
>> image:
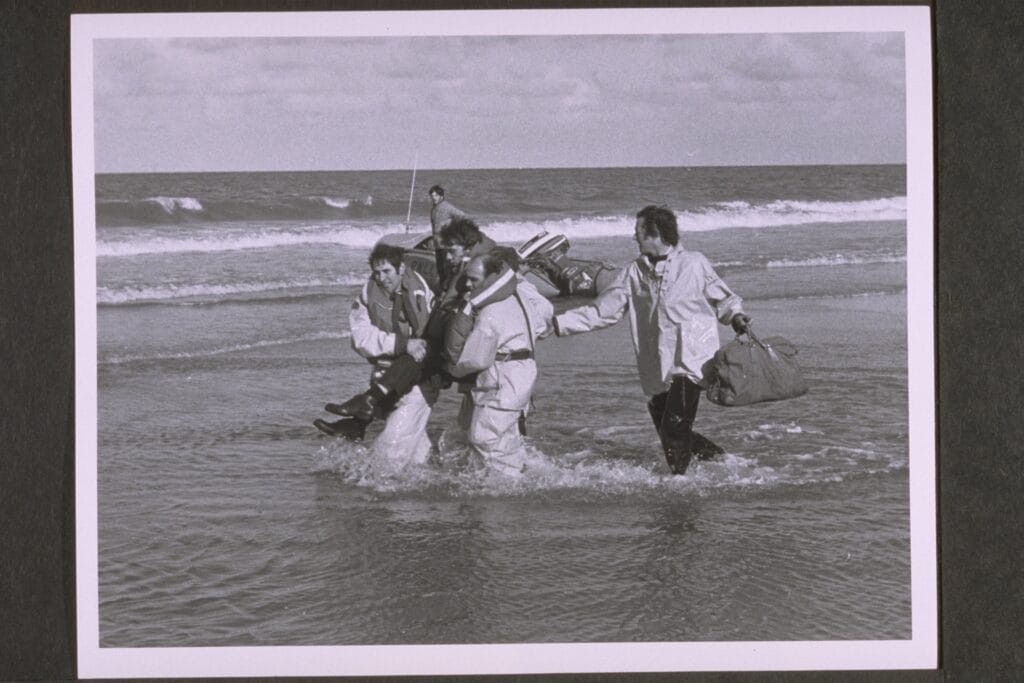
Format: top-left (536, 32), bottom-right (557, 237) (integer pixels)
top-left (552, 205), bottom-right (750, 475)
top-left (314, 243), bottom-right (436, 464)
top-left (446, 248), bottom-right (553, 475)
top-left (325, 216), bottom-right (495, 423)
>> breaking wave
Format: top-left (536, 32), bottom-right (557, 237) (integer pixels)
top-left (676, 197), bottom-right (906, 231)
top-left (439, 197), bottom-right (905, 243)
top-left (766, 253), bottom-right (907, 268)
top-left (151, 196), bottom-right (203, 213)
top-left (96, 225), bottom-right (402, 257)
top-left (94, 195), bottom-right (907, 258)
top-left (100, 330), bottom-right (350, 365)
top-left (97, 275), bottom-right (367, 305)
top-left (96, 193), bottom-right (906, 233)
top-left (96, 194), bottom-right (381, 226)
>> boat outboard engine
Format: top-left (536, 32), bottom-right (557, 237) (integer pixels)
top-left (517, 231), bottom-right (619, 297)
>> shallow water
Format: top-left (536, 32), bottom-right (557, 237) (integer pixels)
top-left (95, 166), bottom-right (912, 646)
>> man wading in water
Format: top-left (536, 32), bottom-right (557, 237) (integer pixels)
top-left (553, 205), bottom-right (750, 475)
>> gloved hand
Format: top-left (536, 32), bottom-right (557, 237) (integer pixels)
top-left (731, 314), bottom-right (751, 334)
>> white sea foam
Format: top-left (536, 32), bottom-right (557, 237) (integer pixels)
top-left (676, 196), bottom-right (907, 231)
top-left (312, 438), bottom-right (801, 496)
top-left (150, 196), bottom-right (204, 213)
top-left (95, 195), bottom-right (906, 258)
top-left (101, 330), bottom-right (350, 365)
top-left (766, 254), bottom-right (906, 268)
top-left (320, 197), bottom-right (351, 209)
top-left (486, 197), bottom-right (905, 242)
top-left (481, 216), bottom-right (634, 244)
top-left (96, 225), bottom-right (401, 257)
top-left (97, 275), bottom-right (367, 304)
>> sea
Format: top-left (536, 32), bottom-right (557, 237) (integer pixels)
top-left (94, 165), bottom-right (913, 647)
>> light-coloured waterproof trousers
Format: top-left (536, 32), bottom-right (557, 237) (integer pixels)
top-left (457, 394), bottom-right (527, 476)
top-left (371, 384), bottom-right (437, 466)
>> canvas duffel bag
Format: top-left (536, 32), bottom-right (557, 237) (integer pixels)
top-left (704, 328), bottom-right (808, 407)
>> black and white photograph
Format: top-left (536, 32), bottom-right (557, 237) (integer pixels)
top-left (71, 7), bottom-right (936, 677)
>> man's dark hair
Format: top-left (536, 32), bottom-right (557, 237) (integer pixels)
top-left (635, 205), bottom-right (679, 246)
top-left (440, 216), bottom-right (482, 248)
top-left (482, 246), bottom-right (521, 276)
top-left (428, 185), bottom-right (445, 197)
top-left (368, 243), bottom-right (405, 269)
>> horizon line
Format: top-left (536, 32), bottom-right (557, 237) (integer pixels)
top-left (96, 161), bottom-right (908, 175)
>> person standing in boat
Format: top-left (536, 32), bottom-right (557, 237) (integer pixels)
top-left (428, 185), bottom-right (466, 278)
top-left (445, 248), bottom-right (553, 475)
top-left (552, 205), bottom-right (750, 475)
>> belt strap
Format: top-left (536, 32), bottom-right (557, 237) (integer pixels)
top-left (495, 349), bottom-right (533, 362)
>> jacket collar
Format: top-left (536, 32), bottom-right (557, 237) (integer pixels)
top-left (638, 244), bottom-right (685, 272)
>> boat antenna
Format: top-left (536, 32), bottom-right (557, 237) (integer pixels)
top-left (405, 151), bottom-right (418, 233)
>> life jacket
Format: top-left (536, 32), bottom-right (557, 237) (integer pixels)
top-left (425, 234), bottom-right (497, 343)
top-left (442, 265), bottom-right (519, 366)
top-left (439, 235), bottom-right (497, 303)
top-left (363, 267), bottom-right (432, 340)
top-left (363, 279), bottom-right (397, 334)
top-left (397, 267), bottom-right (432, 338)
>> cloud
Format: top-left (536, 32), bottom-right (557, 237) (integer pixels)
top-left (94, 32), bottom-right (908, 171)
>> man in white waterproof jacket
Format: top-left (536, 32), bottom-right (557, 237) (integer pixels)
top-left (315, 242), bottom-right (436, 466)
top-left (553, 205), bottom-right (751, 475)
top-left (446, 248), bottom-right (553, 475)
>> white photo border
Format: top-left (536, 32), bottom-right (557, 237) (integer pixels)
top-left (72, 6), bottom-right (936, 678)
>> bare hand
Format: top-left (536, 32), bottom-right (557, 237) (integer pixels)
top-left (406, 338), bottom-right (428, 362)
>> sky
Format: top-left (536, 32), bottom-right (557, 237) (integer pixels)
top-left (93, 32), bottom-right (907, 172)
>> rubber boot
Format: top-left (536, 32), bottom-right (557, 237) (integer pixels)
top-left (313, 417), bottom-right (368, 441)
top-left (325, 384), bottom-right (385, 422)
top-left (664, 430), bottom-right (694, 475)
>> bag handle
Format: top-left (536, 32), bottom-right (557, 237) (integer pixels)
top-left (736, 324), bottom-right (769, 351)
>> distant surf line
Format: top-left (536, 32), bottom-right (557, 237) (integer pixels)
top-left (97, 275), bottom-right (368, 305)
top-left (95, 196), bottom-right (907, 258)
top-left (100, 330), bottom-right (351, 365)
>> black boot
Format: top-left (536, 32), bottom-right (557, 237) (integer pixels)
top-left (325, 385), bottom-right (382, 421)
top-left (692, 432), bottom-right (725, 461)
top-left (313, 417), bottom-right (368, 441)
top-left (664, 447), bottom-right (693, 475)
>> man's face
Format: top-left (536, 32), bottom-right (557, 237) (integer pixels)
top-left (370, 260), bottom-right (403, 296)
top-left (429, 191), bottom-right (442, 206)
top-left (464, 258), bottom-right (487, 293)
top-left (634, 219), bottom-right (664, 258)
top-left (443, 242), bottom-right (466, 266)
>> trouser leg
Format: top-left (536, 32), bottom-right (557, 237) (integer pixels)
top-left (468, 406), bottom-right (528, 475)
top-left (648, 377), bottom-right (701, 475)
top-left (372, 385), bottom-right (434, 466)
top-left (647, 391), bottom-right (668, 436)
top-left (375, 353), bottom-right (424, 396)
